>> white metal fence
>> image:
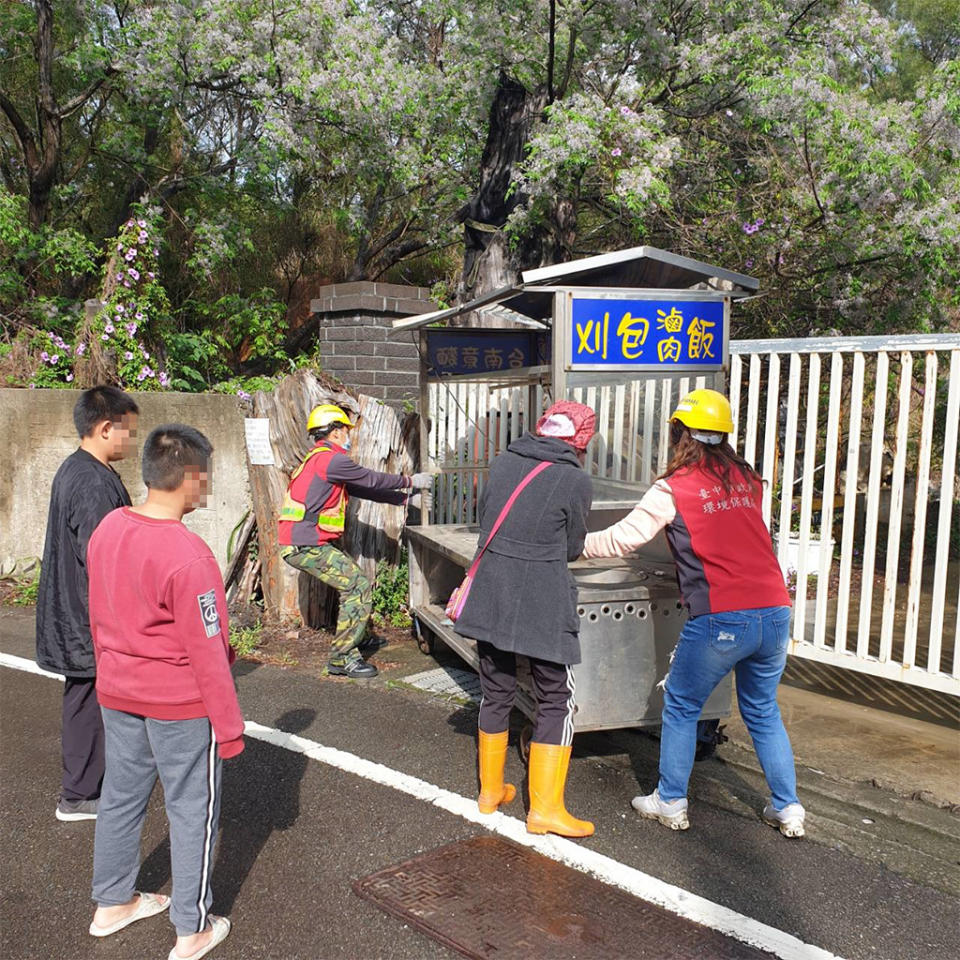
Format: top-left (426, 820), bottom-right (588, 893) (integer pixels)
top-left (426, 333), bottom-right (960, 695)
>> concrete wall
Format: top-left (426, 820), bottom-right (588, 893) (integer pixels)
top-left (0, 388), bottom-right (250, 571)
top-left (310, 281), bottom-right (435, 404)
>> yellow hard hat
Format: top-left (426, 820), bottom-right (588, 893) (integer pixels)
top-left (307, 403), bottom-right (354, 431)
top-left (671, 389), bottom-right (734, 434)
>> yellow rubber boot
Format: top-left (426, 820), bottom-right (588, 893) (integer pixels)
top-left (526, 742), bottom-right (594, 838)
top-left (477, 730), bottom-right (517, 814)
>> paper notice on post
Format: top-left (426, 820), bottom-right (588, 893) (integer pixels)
top-left (244, 418), bottom-right (275, 465)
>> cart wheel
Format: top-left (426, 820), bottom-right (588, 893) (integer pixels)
top-left (412, 617), bottom-right (436, 655)
top-left (694, 719), bottom-right (728, 761)
top-left (518, 723), bottom-right (533, 765)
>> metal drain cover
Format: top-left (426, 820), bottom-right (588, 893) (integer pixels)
top-left (354, 837), bottom-right (774, 959)
top-left (403, 666), bottom-right (482, 702)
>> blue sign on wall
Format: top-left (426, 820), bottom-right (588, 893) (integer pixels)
top-left (426, 329), bottom-right (550, 378)
top-left (568, 295), bottom-right (726, 371)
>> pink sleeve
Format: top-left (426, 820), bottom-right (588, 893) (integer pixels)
top-left (582, 480), bottom-right (676, 559)
top-left (170, 557), bottom-right (245, 758)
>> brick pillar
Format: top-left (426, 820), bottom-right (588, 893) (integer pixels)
top-left (309, 282), bottom-right (435, 404)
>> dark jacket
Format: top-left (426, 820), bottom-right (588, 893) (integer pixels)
top-left (454, 433), bottom-right (592, 665)
top-left (36, 449), bottom-right (131, 677)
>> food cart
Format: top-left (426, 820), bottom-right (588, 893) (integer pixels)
top-left (391, 247), bottom-right (759, 747)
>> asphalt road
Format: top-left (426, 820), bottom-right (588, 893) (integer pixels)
top-left (1, 619), bottom-right (958, 960)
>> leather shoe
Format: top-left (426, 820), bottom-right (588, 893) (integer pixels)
top-left (327, 659), bottom-right (378, 679)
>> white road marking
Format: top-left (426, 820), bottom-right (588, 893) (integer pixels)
top-left (2, 652), bottom-right (841, 960)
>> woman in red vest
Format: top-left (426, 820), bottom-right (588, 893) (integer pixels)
top-left (583, 389), bottom-right (804, 839)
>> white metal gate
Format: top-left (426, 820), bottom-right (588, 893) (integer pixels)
top-left (426, 333), bottom-right (960, 695)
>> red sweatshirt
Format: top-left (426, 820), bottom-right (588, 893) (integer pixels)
top-left (88, 507), bottom-right (244, 758)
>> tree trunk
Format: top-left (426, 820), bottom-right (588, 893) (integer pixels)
top-left (457, 71), bottom-right (548, 312)
top-left (0, 1), bottom-right (112, 232)
top-left (249, 370), bottom-right (418, 627)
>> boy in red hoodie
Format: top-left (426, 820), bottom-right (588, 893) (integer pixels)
top-left (87, 424), bottom-right (242, 960)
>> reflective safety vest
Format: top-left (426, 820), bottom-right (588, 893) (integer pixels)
top-left (279, 445), bottom-right (347, 535)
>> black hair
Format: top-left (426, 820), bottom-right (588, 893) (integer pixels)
top-left (309, 425), bottom-right (338, 443)
top-left (73, 385), bottom-right (139, 438)
top-left (142, 424), bottom-right (213, 491)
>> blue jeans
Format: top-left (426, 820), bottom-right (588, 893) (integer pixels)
top-left (658, 605), bottom-right (799, 810)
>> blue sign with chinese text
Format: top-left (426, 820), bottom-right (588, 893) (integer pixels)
top-left (569, 296), bottom-right (726, 370)
top-left (426, 329), bottom-right (550, 378)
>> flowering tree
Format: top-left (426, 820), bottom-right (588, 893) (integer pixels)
top-left (1, 0), bottom-right (957, 391)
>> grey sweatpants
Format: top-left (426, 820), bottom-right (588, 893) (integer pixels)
top-left (92, 708), bottom-right (222, 935)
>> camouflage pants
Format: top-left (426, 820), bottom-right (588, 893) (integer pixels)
top-left (280, 544), bottom-right (372, 665)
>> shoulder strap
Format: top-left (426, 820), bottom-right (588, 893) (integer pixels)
top-left (289, 444), bottom-right (333, 482)
top-left (466, 461), bottom-right (553, 577)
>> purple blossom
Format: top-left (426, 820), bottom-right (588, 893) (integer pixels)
top-left (66, 373), bottom-right (74, 382)
top-left (104, 323), bottom-right (115, 334)
top-left (147, 272), bottom-right (155, 280)
top-left (50, 354), bottom-right (59, 364)
top-left (47, 332), bottom-right (54, 340)
top-left (137, 219), bottom-right (147, 229)
top-left (116, 273), bottom-right (124, 282)
top-left (124, 248), bottom-right (137, 262)
top-left (126, 322), bottom-right (138, 336)
top-left (620, 106), bottom-right (631, 115)
top-left (138, 231), bottom-right (149, 243)
top-left (123, 280), bottom-right (131, 288)
top-left (40, 350), bottom-right (50, 362)
top-left (153, 249), bottom-right (159, 256)
top-left (158, 372), bottom-right (170, 387)
top-left (124, 351), bottom-right (134, 360)
top-left (137, 368), bottom-right (149, 382)
top-left (611, 148), bottom-right (622, 157)
top-left (725, 109), bottom-right (733, 117)
top-left (76, 342), bottom-right (86, 356)
top-left (101, 333), bottom-right (109, 341)
top-left (115, 303), bottom-right (125, 313)
top-left (128, 268), bottom-right (140, 281)
top-left (745, 259), bottom-right (754, 269)
top-left (117, 243), bottom-right (124, 252)
top-left (237, 389), bottom-right (251, 400)
top-left (134, 312), bottom-right (144, 321)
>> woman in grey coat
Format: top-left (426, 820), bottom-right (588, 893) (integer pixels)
top-left (454, 401), bottom-right (595, 837)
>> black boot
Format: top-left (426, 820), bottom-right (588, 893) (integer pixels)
top-left (327, 659), bottom-right (378, 679)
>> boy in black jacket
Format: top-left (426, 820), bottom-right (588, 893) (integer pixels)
top-left (36, 385), bottom-right (139, 821)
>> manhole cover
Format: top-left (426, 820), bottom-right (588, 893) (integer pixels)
top-left (403, 666), bottom-right (482, 702)
top-left (354, 837), bottom-right (774, 959)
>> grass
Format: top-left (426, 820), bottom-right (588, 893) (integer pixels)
top-left (2, 578), bottom-right (39, 606)
top-left (229, 621), bottom-right (263, 658)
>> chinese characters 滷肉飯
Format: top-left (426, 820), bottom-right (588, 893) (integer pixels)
top-left (570, 298), bottom-right (723, 367)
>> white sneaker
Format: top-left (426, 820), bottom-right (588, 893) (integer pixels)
top-left (631, 789), bottom-right (690, 830)
top-left (763, 801), bottom-right (805, 838)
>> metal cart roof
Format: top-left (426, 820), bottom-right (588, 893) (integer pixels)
top-left (392, 246), bottom-right (758, 332)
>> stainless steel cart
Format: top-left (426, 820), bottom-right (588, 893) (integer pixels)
top-left (406, 477), bottom-right (731, 737)
top-left (393, 247), bottom-right (757, 741)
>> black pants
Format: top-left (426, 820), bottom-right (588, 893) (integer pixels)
top-left (61, 677), bottom-right (104, 801)
top-left (477, 640), bottom-right (576, 746)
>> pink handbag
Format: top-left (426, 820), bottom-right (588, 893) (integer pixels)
top-left (444, 461), bottom-right (553, 622)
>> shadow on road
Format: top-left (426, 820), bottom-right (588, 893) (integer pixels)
top-left (136, 707), bottom-right (315, 916)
